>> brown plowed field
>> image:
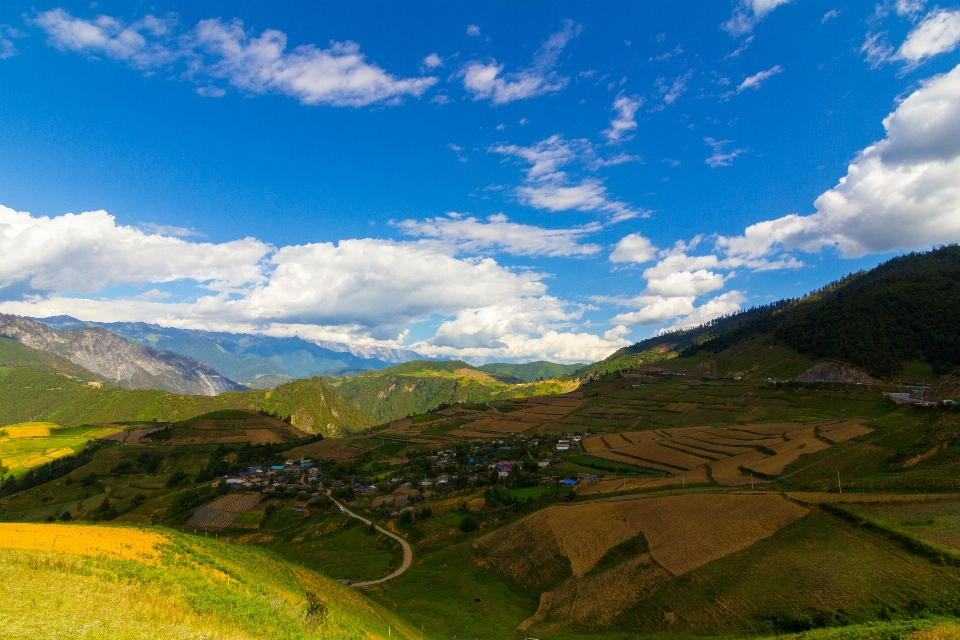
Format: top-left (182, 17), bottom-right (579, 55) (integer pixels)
top-left (185, 493), bottom-right (262, 530)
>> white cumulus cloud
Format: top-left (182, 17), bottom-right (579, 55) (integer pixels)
top-left (718, 63), bottom-right (960, 259)
top-left (0, 206), bottom-right (270, 294)
top-left (609, 234), bottom-right (658, 264)
top-left (33, 9), bottom-right (436, 107)
top-left (896, 9), bottom-right (960, 64)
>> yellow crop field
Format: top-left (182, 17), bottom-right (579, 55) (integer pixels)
top-left (0, 523), bottom-right (168, 563)
top-left (3, 422), bottom-right (59, 438)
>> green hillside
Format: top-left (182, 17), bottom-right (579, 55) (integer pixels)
top-left (0, 523), bottom-right (425, 639)
top-left (0, 336), bottom-right (106, 384)
top-left (479, 360), bottom-right (586, 382)
top-left (0, 365), bottom-right (372, 436)
top-left (682, 246), bottom-right (960, 378)
top-left (328, 360), bottom-right (576, 423)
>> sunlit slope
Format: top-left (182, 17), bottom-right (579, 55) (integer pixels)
top-left (329, 360), bottom-right (577, 423)
top-left (0, 522), bottom-right (426, 640)
top-left (0, 365), bottom-right (372, 436)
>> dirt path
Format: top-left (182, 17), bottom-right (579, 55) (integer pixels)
top-left (328, 494), bottom-right (412, 588)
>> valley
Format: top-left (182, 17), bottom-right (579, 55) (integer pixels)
top-left (2, 247), bottom-right (960, 638)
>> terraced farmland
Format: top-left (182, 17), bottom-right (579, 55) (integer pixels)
top-left (186, 493), bottom-right (262, 529)
top-left (578, 418), bottom-right (874, 495)
top-left (0, 422), bottom-right (120, 477)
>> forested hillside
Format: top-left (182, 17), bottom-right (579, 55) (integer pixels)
top-left (0, 339), bottom-right (372, 436)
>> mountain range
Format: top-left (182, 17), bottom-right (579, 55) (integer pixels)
top-left (32, 316), bottom-right (424, 387)
top-left (0, 315), bottom-right (244, 396)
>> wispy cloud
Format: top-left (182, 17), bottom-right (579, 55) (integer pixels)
top-left (737, 65), bottom-right (783, 92)
top-left (396, 213), bottom-right (602, 257)
top-left (492, 135), bottom-right (646, 221)
top-left (704, 138), bottom-right (745, 167)
top-left (603, 94), bottom-right (642, 143)
top-left (658, 69), bottom-right (694, 104)
top-left (460, 20), bottom-right (581, 104)
top-left (723, 0), bottom-right (792, 36)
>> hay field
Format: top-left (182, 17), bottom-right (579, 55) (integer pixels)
top-left (0, 523), bottom-right (168, 563)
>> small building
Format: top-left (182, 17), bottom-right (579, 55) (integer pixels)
top-left (538, 460), bottom-right (550, 468)
top-left (577, 473), bottom-right (600, 486)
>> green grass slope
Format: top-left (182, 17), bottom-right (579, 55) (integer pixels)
top-left (0, 524), bottom-right (426, 639)
top-left (328, 360), bottom-right (575, 423)
top-left (0, 366), bottom-right (372, 436)
top-left (479, 361), bottom-right (587, 382)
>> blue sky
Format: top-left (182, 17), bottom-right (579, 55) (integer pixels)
top-left (1, 0), bottom-right (959, 363)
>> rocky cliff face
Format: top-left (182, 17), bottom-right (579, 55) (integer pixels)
top-left (0, 314), bottom-right (244, 396)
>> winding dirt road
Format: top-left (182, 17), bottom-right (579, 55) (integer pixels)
top-left (328, 494), bottom-right (412, 588)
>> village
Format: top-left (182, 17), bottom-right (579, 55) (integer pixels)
top-left (218, 432), bottom-right (602, 517)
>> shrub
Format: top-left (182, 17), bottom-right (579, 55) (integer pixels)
top-left (165, 471), bottom-right (187, 488)
top-left (460, 515), bottom-right (479, 532)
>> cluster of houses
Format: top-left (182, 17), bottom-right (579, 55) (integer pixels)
top-left (223, 458), bottom-right (316, 491)
top-left (219, 432), bottom-right (602, 511)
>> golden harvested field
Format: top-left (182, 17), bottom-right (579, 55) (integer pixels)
top-left (0, 523), bottom-right (168, 563)
top-left (659, 441), bottom-right (724, 461)
top-left (479, 493), bottom-right (808, 581)
top-left (820, 419), bottom-right (874, 443)
top-left (621, 431), bottom-right (659, 444)
top-left (708, 450), bottom-right (771, 486)
top-left (591, 450), bottom-right (678, 474)
top-left (619, 443), bottom-right (713, 470)
top-left (743, 436), bottom-right (832, 476)
top-left (673, 435), bottom-right (747, 455)
top-left (582, 435), bottom-right (608, 452)
top-left (519, 553), bottom-right (672, 629)
top-left (602, 433), bottom-right (633, 448)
